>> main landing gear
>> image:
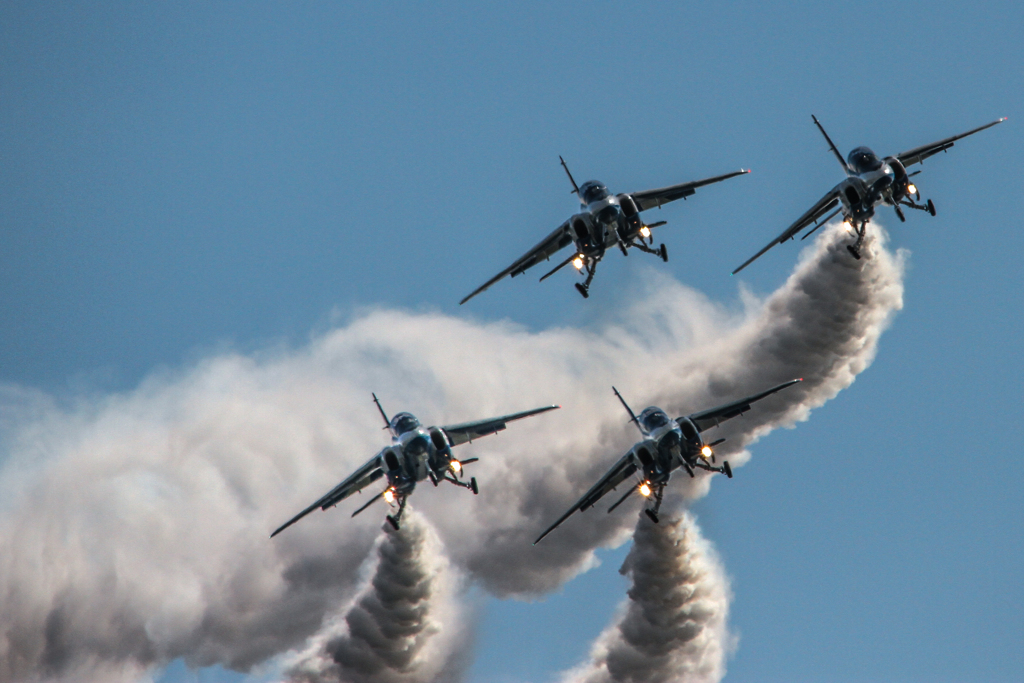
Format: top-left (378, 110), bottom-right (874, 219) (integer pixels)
top-left (626, 238), bottom-right (669, 263)
top-left (896, 194), bottom-right (936, 220)
top-left (575, 259), bottom-right (597, 298)
top-left (385, 494), bottom-right (408, 531)
top-left (644, 482), bottom-right (666, 524)
top-left (847, 220), bottom-right (868, 260)
top-left (693, 457), bottom-right (733, 478)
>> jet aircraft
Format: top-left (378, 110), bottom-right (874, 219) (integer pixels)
top-left (733, 115), bottom-right (1006, 273)
top-left (534, 379), bottom-right (801, 543)
top-left (461, 158), bottom-right (749, 302)
top-left (271, 395), bottom-right (559, 535)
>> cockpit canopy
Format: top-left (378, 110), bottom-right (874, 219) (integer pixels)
top-left (639, 407), bottom-right (670, 432)
top-left (847, 146), bottom-right (882, 174)
top-left (391, 412), bottom-right (421, 435)
top-left (579, 181), bottom-right (610, 205)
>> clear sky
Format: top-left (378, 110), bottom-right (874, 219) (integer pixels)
top-left (1, 2), bottom-right (1021, 682)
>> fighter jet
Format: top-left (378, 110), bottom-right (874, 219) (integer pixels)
top-left (534, 379), bottom-right (801, 543)
top-left (460, 158), bottom-right (749, 302)
top-left (733, 115), bottom-right (1006, 273)
top-left (271, 395), bottom-right (559, 536)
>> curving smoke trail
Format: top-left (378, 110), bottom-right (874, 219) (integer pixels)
top-left (562, 513), bottom-right (730, 683)
top-left (0, 222), bottom-right (903, 681)
top-left (284, 510), bottom-right (468, 683)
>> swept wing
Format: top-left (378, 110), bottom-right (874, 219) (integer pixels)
top-left (460, 222), bottom-right (573, 304)
top-left (685, 378), bottom-right (802, 432)
top-left (626, 169), bottom-right (750, 212)
top-left (732, 190), bottom-right (841, 274)
top-left (534, 451), bottom-right (637, 544)
top-left (442, 404), bottom-right (560, 446)
top-left (270, 453), bottom-right (384, 537)
top-left (896, 117), bottom-right (1006, 167)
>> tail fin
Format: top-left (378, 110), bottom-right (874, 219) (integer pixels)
top-left (612, 386), bottom-right (644, 434)
top-left (559, 156), bottom-right (581, 196)
top-left (372, 393), bottom-right (390, 430)
top-left (812, 115), bottom-right (852, 174)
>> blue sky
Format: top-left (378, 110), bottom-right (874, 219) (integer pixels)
top-left (1, 2), bottom-right (1021, 682)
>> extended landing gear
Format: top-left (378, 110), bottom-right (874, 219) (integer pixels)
top-left (846, 220), bottom-right (867, 260)
top-left (385, 495), bottom-right (408, 531)
top-left (627, 238), bottom-right (669, 263)
top-left (897, 196), bottom-right (936, 217)
top-left (643, 482), bottom-right (666, 524)
top-left (575, 260), bottom-right (597, 298)
top-left (693, 457), bottom-right (733, 478)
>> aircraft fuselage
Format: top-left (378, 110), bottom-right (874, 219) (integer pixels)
top-left (835, 147), bottom-right (912, 223)
top-left (381, 413), bottom-right (456, 496)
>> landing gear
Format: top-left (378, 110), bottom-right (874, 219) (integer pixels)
top-left (897, 195), bottom-right (936, 217)
top-left (693, 455), bottom-right (734, 478)
top-left (894, 205), bottom-right (906, 223)
top-left (385, 494), bottom-right (408, 530)
top-left (575, 259), bottom-right (597, 298)
top-left (644, 482), bottom-right (666, 523)
top-left (847, 220), bottom-right (867, 260)
top-left (442, 467), bottom-right (478, 494)
top-left (683, 462), bottom-right (695, 478)
top-left (659, 243), bottom-right (668, 262)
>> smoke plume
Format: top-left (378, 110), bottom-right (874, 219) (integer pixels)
top-left (283, 510), bottom-right (468, 683)
top-left (0, 222), bottom-right (903, 681)
top-left (563, 513), bottom-right (730, 683)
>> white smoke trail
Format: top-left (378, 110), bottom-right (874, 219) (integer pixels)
top-left (0, 222), bottom-right (903, 681)
top-left (283, 510), bottom-right (468, 683)
top-left (562, 513), bottom-right (730, 683)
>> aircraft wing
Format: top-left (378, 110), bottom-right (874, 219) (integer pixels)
top-left (442, 404), bottom-right (560, 446)
top-left (270, 453), bottom-right (385, 537)
top-left (534, 451), bottom-right (638, 544)
top-left (732, 189), bottom-right (841, 274)
top-left (896, 117), bottom-right (1006, 167)
top-left (685, 378), bottom-right (802, 432)
top-left (460, 221), bottom-right (574, 304)
top-left (627, 169), bottom-right (750, 212)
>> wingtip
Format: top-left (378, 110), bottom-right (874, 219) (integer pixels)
top-left (742, 168), bottom-right (752, 174)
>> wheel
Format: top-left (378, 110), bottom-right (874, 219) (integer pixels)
top-left (846, 245), bottom-right (861, 260)
top-left (645, 509), bottom-right (660, 524)
top-left (684, 463), bottom-right (695, 478)
top-left (723, 461), bottom-right (733, 479)
top-left (894, 206), bottom-right (905, 223)
top-left (927, 199), bottom-right (936, 216)
top-left (386, 515), bottom-right (400, 531)
top-left (659, 244), bottom-right (668, 262)
top-left (575, 283), bottom-right (589, 298)
top-left (470, 477), bottom-right (478, 495)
